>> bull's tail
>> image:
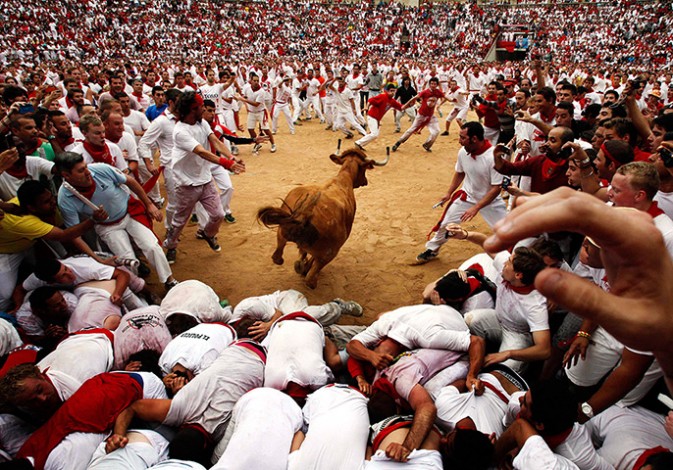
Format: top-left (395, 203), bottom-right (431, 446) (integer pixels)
top-left (257, 194), bottom-right (321, 247)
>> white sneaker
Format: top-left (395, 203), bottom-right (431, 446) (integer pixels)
top-left (290, 130), bottom-right (295, 135)
top-left (270, 144), bottom-right (277, 153)
top-left (253, 143), bottom-right (262, 153)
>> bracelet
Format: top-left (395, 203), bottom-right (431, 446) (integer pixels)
top-left (577, 330), bottom-right (591, 339)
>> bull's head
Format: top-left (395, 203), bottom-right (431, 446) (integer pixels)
top-left (330, 147), bottom-right (389, 188)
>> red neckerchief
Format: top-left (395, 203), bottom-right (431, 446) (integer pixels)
top-left (540, 156), bottom-right (567, 182)
top-left (131, 91), bottom-right (144, 99)
top-left (83, 141), bottom-right (114, 166)
top-left (502, 279), bottom-right (536, 295)
top-left (54, 135), bottom-right (75, 148)
top-left (542, 427), bottom-right (574, 451)
top-left (633, 446), bottom-right (670, 470)
top-left (5, 163), bottom-right (29, 179)
top-left (73, 179), bottom-right (97, 201)
top-left (540, 106), bottom-right (556, 123)
top-left (647, 201), bottom-right (664, 218)
top-left (24, 140), bottom-right (41, 156)
top-left (65, 96), bottom-right (75, 108)
top-left (469, 140), bottom-right (492, 159)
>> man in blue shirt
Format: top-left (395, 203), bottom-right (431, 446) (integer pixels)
top-left (55, 152), bottom-right (177, 290)
top-left (145, 86), bottom-right (168, 122)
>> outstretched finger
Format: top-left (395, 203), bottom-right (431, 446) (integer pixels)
top-left (535, 268), bottom-right (668, 353)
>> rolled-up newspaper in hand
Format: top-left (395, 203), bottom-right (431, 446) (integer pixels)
top-left (62, 181), bottom-right (101, 211)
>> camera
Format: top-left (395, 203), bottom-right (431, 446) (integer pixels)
top-left (557, 146), bottom-right (573, 160)
top-left (18, 103), bottom-right (35, 114)
top-left (0, 132), bottom-right (16, 153)
top-left (660, 147), bottom-right (673, 168)
top-left (501, 176), bottom-right (512, 190)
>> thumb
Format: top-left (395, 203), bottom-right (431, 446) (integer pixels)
top-left (535, 268), bottom-right (616, 323)
top-left (535, 268), bottom-right (652, 351)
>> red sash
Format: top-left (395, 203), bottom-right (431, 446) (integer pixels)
top-left (427, 190), bottom-right (467, 240)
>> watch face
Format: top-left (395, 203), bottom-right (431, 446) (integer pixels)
top-left (581, 403), bottom-right (593, 416)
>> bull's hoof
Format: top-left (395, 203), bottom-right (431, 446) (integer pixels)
top-left (294, 260), bottom-right (306, 276)
top-left (272, 254), bottom-right (284, 265)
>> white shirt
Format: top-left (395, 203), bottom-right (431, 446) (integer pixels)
top-left (171, 120), bottom-right (214, 186)
top-left (123, 110), bottom-right (151, 142)
top-left (333, 84), bottom-right (356, 114)
top-left (138, 110), bottom-right (177, 166)
top-left (493, 252), bottom-right (549, 334)
top-left (73, 141), bottom-right (128, 172)
top-left (0, 156), bottom-right (54, 200)
top-left (107, 132), bottom-right (139, 162)
top-left (241, 84), bottom-right (266, 113)
top-left (199, 83), bottom-right (225, 110)
top-left (352, 304), bottom-right (471, 352)
top-left (513, 435), bottom-right (580, 470)
top-left (654, 191), bottom-right (673, 221)
top-left (287, 385), bottom-right (369, 470)
top-left (23, 256), bottom-right (115, 291)
top-left (264, 314), bottom-right (334, 391)
top-left (38, 331), bottom-right (114, 401)
top-left (211, 388), bottom-right (303, 470)
top-left (455, 144), bottom-right (504, 203)
top-left (159, 322), bottom-right (236, 375)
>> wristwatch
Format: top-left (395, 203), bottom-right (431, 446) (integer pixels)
top-left (581, 402), bottom-right (594, 418)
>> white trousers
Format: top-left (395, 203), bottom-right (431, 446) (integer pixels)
top-left (395, 107), bottom-right (416, 130)
top-left (426, 198), bottom-right (507, 252)
top-left (399, 114), bottom-right (440, 148)
top-left (272, 104), bottom-right (295, 133)
top-left (355, 116), bottom-right (380, 148)
top-left (306, 96), bottom-right (324, 120)
top-left (95, 214), bottom-right (173, 283)
top-left (335, 110), bottom-right (366, 136)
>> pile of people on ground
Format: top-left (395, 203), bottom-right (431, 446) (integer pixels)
top-left (1, 1), bottom-right (673, 468)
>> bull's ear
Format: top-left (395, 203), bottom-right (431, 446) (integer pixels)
top-left (330, 154), bottom-right (344, 165)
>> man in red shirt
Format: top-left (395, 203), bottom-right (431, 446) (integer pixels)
top-left (355, 84), bottom-right (402, 150)
top-left (392, 77), bottom-right (446, 153)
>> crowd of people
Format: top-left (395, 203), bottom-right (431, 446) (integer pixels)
top-left (2, 0), bottom-right (673, 469)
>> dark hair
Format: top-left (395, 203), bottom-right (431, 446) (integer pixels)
top-left (536, 86), bottom-right (556, 105)
top-left (28, 286), bottom-right (61, 312)
top-left (603, 103), bottom-right (627, 118)
top-left (583, 103), bottom-right (602, 120)
top-left (169, 427), bottom-right (212, 467)
top-left (151, 86), bottom-right (164, 95)
top-left (644, 452), bottom-right (673, 470)
top-left (113, 91), bottom-right (129, 100)
top-left (434, 272), bottom-right (471, 304)
top-left (34, 259), bottom-right (63, 282)
top-left (429, 77), bottom-right (439, 85)
top-left (462, 121), bottom-right (485, 141)
top-left (3, 86), bottom-right (28, 105)
top-left (604, 117), bottom-right (637, 144)
top-left (529, 380), bottom-right (577, 435)
top-left (560, 83), bottom-right (577, 96)
top-left (53, 151), bottom-right (84, 173)
top-left (440, 428), bottom-right (494, 470)
top-left (516, 88), bottom-right (530, 99)
top-left (203, 99), bottom-right (216, 108)
top-left (47, 110), bottom-right (67, 119)
top-left (512, 246), bottom-right (546, 285)
top-left (530, 238), bottom-right (563, 264)
top-left (603, 139), bottom-right (634, 167)
top-left (556, 101), bottom-right (574, 114)
top-left (604, 90), bottom-right (620, 101)
top-left (17, 180), bottom-right (50, 210)
top-left (231, 316), bottom-right (256, 339)
top-left (653, 113), bottom-right (673, 132)
top-left (127, 350), bottom-right (162, 378)
top-left (165, 88), bottom-right (183, 105)
top-left (367, 389), bottom-right (398, 424)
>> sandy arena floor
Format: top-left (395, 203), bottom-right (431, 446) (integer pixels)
top-left (154, 106), bottom-right (490, 326)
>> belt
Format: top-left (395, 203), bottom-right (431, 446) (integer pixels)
top-left (370, 89), bottom-right (380, 91)
top-left (97, 214), bottom-right (126, 226)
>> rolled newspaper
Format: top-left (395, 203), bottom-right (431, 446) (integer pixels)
top-left (62, 181), bottom-right (101, 211)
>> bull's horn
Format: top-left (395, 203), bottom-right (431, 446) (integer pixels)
top-left (370, 154), bottom-right (390, 166)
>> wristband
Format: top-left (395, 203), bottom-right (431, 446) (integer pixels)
top-left (218, 156), bottom-right (233, 170)
top-left (577, 330), bottom-right (591, 339)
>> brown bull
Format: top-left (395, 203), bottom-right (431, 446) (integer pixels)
top-left (257, 147), bottom-right (389, 288)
